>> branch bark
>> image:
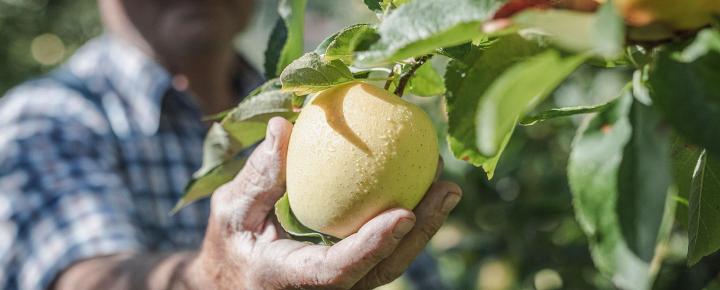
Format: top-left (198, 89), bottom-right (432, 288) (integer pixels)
top-left (393, 54), bottom-right (433, 97)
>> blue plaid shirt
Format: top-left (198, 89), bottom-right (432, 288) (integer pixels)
top-left (0, 35), bottom-right (444, 290)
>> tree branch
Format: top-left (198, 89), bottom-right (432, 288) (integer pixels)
top-left (384, 67), bottom-right (397, 90)
top-left (393, 54), bottom-right (433, 97)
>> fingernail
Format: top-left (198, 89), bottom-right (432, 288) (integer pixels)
top-left (441, 192), bottom-right (461, 213)
top-left (266, 122), bottom-right (280, 150)
top-left (393, 218), bottom-right (415, 239)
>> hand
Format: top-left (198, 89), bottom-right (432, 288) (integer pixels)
top-left (188, 117), bottom-right (462, 290)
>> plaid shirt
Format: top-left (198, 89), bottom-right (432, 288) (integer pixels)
top-left (0, 35), bottom-right (444, 290)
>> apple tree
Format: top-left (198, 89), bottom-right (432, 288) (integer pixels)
top-left (176, 1), bottom-right (720, 289)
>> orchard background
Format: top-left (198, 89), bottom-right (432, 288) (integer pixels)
top-left (3, 0), bottom-right (720, 289)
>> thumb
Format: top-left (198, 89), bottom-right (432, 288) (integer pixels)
top-left (215, 117), bottom-right (293, 231)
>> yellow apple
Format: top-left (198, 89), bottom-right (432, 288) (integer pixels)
top-left (613, 0), bottom-right (720, 30)
top-left (286, 82), bottom-right (439, 238)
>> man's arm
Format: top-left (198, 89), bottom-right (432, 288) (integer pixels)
top-left (52, 117), bottom-right (461, 290)
top-left (53, 252), bottom-right (197, 290)
top-left (0, 88), bottom-right (146, 290)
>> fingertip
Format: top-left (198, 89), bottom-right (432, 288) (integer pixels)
top-left (355, 207), bottom-right (408, 231)
top-left (268, 117), bottom-right (293, 135)
top-left (435, 180), bottom-right (462, 197)
top-left (327, 208), bottom-right (414, 272)
top-left (383, 207), bottom-right (416, 221)
top-left (414, 180), bottom-right (463, 216)
top-left (265, 117), bottom-right (293, 151)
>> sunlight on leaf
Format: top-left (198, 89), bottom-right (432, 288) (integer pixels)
top-left (280, 53), bottom-right (355, 95)
top-left (355, 0), bottom-right (502, 66)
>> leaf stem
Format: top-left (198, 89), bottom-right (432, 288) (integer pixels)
top-left (393, 54), bottom-right (433, 97)
top-left (356, 67), bottom-right (393, 74)
top-left (364, 77), bottom-right (395, 82)
top-left (519, 99), bottom-right (618, 126)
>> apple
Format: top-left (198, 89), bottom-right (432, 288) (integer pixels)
top-left (286, 82), bottom-right (438, 238)
top-left (612, 0), bottom-right (720, 30)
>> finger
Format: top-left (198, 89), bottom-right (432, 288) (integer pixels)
top-left (213, 117), bottom-right (293, 231)
top-left (257, 215), bottom-right (281, 243)
top-left (261, 209), bottom-right (415, 289)
top-left (314, 208), bottom-right (415, 288)
top-left (352, 181), bottom-right (461, 289)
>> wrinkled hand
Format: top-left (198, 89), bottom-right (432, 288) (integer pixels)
top-left (189, 117), bottom-right (462, 290)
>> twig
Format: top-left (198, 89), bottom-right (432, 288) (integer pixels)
top-left (393, 54), bottom-right (432, 97)
top-left (383, 67), bottom-right (396, 90)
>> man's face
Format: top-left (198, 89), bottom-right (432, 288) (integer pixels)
top-left (119, 0), bottom-right (255, 56)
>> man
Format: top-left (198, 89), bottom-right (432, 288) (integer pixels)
top-left (0, 0), bottom-right (462, 289)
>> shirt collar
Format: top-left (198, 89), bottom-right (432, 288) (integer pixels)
top-left (64, 35), bottom-right (173, 136)
top-left (105, 35), bottom-right (173, 135)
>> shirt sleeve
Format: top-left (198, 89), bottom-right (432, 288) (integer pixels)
top-left (0, 87), bottom-right (144, 290)
top-left (406, 250), bottom-right (447, 290)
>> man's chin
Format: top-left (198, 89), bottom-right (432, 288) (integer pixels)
top-left (156, 18), bottom-right (237, 54)
top-left (164, 34), bottom-right (233, 57)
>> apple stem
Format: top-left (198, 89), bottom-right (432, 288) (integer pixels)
top-left (393, 54), bottom-right (433, 97)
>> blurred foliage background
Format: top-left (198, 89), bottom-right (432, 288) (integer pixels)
top-left (0, 0), bottom-right (99, 93)
top-left (2, 0), bottom-right (720, 289)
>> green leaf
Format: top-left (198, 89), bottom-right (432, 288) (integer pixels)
top-left (632, 68), bottom-right (652, 105)
top-left (480, 125), bottom-right (513, 180)
top-left (569, 90), bottom-right (632, 237)
top-left (445, 35), bottom-right (543, 176)
top-left (314, 31), bottom-right (339, 55)
top-left (221, 88), bottom-right (298, 146)
top-left (616, 101), bottom-right (672, 262)
top-left (520, 97), bottom-right (617, 126)
top-left (324, 24), bottom-right (379, 64)
top-left (704, 279), bottom-right (720, 290)
top-left (363, 0), bottom-right (383, 12)
top-left (671, 136), bottom-right (703, 229)
top-left (274, 192), bottom-right (340, 245)
top-left (173, 158), bottom-right (246, 213)
top-left (202, 109), bottom-right (232, 122)
top-left (249, 77), bottom-right (284, 96)
top-left (408, 61), bottom-right (445, 97)
top-left (264, 19), bottom-right (288, 79)
top-left (280, 52), bottom-right (355, 95)
top-left (568, 93), bottom-right (655, 290)
top-left (437, 42), bottom-right (476, 60)
top-left (475, 50), bottom-right (587, 156)
top-left (592, 0), bottom-right (625, 58)
top-left (176, 81), bottom-right (298, 212)
top-left (355, 0), bottom-right (502, 66)
top-left (648, 44), bottom-right (720, 158)
top-left (680, 29), bottom-right (720, 62)
top-left (264, 0), bottom-right (307, 78)
top-left (513, 4), bottom-right (624, 58)
top-left (688, 150), bottom-right (720, 265)
top-left (392, 0), bottom-right (411, 7)
top-left (513, 10), bottom-right (594, 53)
top-left (193, 123), bottom-right (242, 179)
top-left (352, 70), bottom-right (373, 79)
